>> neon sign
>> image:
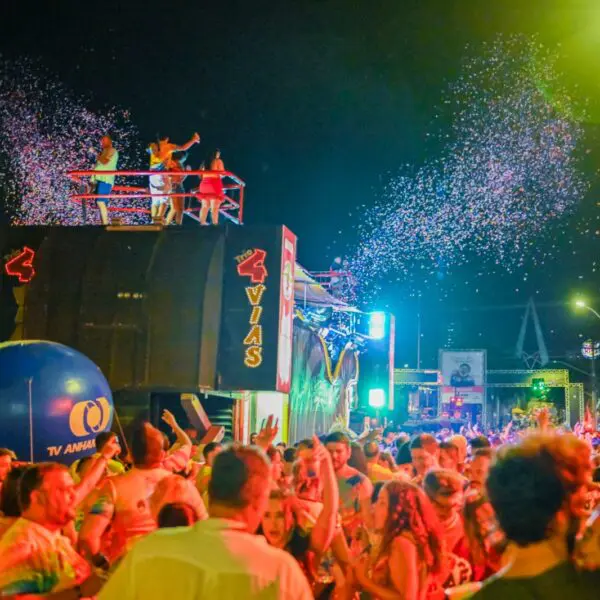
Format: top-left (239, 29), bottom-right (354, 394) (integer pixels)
top-left (237, 248), bottom-right (267, 283)
top-left (4, 247), bottom-right (36, 283)
top-left (236, 249), bottom-right (268, 368)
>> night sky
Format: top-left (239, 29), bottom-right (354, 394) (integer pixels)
top-left (1, 0), bottom-right (600, 370)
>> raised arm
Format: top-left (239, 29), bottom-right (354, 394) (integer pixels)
top-left (175, 132), bottom-right (200, 153)
top-left (78, 481), bottom-right (115, 559)
top-left (309, 436), bottom-right (339, 555)
top-left (162, 409), bottom-right (192, 447)
top-left (73, 436), bottom-right (121, 505)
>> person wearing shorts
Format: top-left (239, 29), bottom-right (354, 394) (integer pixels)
top-left (148, 146), bottom-right (171, 223)
top-left (89, 136), bottom-right (118, 225)
top-left (147, 134), bottom-right (199, 224)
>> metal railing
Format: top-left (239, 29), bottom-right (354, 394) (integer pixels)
top-left (67, 169), bottom-right (246, 225)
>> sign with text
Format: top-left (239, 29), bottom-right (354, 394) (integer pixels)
top-left (276, 227), bottom-right (296, 393)
top-left (439, 349), bottom-right (486, 405)
top-left (218, 226), bottom-right (296, 392)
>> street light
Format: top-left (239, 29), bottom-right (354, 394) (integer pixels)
top-left (573, 298), bottom-right (600, 426)
top-left (574, 298), bottom-right (600, 321)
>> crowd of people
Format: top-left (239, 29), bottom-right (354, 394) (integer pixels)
top-left (88, 133), bottom-right (227, 226)
top-left (0, 408), bottom-right (599, 599)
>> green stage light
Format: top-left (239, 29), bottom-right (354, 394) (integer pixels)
top-left (368, 388), bottom-right (386, 409)
top-left (368, 312), bottom-right (386, 340)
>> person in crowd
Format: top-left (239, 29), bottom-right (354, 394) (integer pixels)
top-left (198, 149), bottom-right (225, 225)
top-left (79, 410), bottom-right (192, 564)
top-left (250, 432), bottom-right (258, 445)
top-left (325, 432), bottom-right (373, 558)
top-left (0, 465), bottom-right (29, 539)
top-left (396, 440), bottom-right (416, 478)
top-left (259, 436), bottom-right (339, 596)
top-left (0, 463), bottom-right (107, 597)
top-left (266, 444), bottom-right (285, 489)
top-left (471, 432), bottom-right (599, 599)
top-left (379, 451), bottom-right (397, 473)
top-left (348, 480), bottom-right (444, 599)
top-left (467, 448), bottom-right (493, 494)
top-left (98, 445), bottom-right (313, 600)
top-left (149, 473), bottom-right (207, 524)
top-left (449, 435), bottom-right (469, 473)
top-left (293, 440), bottom-right (351, 566)
top-left (195, 441), bottom-right (222, 501)
top-left (294, 439), bottom-right (325, 516)
top-left (380, 426), bottom-right (398, 456)
top-left (410, 434), bottom-right (440, 484)
top-left (469, 435), bottom-right (491, 453)
top-left (364, 441), bottom-right (396, 483)
top-left (576, 506), bottom-right (600, 570)
top-left (0, 449), bottom-right (15, 497)
top-left (281, 446), bottom-right (297, 491)
top-left (157, 502), bottom-right (199, 528)
top-left (348, 441), bottom-right (369, 476)
top-left (424, 469), bottom-right (472, 590)
top-left (439, 441), bottom-right (461, 472)
top-left (463, 492), bottom-right (506, 581)
top-left (70, 431), bottom-right (124, 482)
top-left (89, 135), bottom-right (118, 226)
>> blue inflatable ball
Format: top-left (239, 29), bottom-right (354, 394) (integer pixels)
top-left (0, 340), bottom-right (113, 464)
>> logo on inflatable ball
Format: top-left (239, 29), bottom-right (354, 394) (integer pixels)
top-left (69, 397), bottom-right (112, 438)
top-left (0, 340), bottom-right (114, 464)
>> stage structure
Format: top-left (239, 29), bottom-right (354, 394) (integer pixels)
top-left (395, 367), bottom-right (584, 430)
top-left (1, 224), bottom-right (393, 443)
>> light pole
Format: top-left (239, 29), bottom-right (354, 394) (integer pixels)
top-left (574, 299), bottom-right (600, 426)
top-left (575, 299), bottom-right (600, 321)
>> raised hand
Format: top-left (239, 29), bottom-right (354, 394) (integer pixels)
top-left (100, 435), bottom-right (121, 460)
top-left (161, 409), bottom-right (178, 430)
top-left (256, 415), bottom-right (279, 449)
top-left (536, 407), bottom-right (551, 432)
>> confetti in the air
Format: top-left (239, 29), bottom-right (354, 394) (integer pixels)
top-left (0, 59), bottom-right (144, 225)
top-left (350, 36), bottom-right (590, 299)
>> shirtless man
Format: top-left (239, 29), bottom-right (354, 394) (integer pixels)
top-left (148, 133), bottom-right (200, 223)
top-left (324, 432), bottom-right (373, 559)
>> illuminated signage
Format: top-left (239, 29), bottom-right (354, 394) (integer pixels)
top-left (276, 227), bottom-right (296, 393)
top-left (4, 246), bottom-right (36, 283)
top-left (236, 249), bottom-right (268, 368)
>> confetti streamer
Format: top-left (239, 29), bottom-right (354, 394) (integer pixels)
top-left (350, 36), bottom-right (589, 301)
top-left (0, 59), bottom-right (144, 225)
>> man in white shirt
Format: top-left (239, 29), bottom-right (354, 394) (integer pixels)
top-left (99, 444), bottom-right (312, 600)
